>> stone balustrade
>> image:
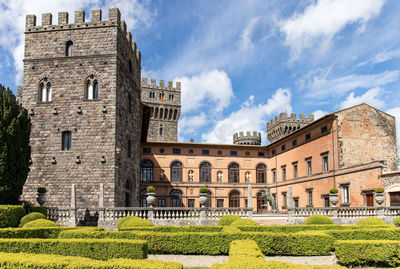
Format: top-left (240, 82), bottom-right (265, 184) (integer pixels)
top-left (288, 206), bottom-right (400, 224)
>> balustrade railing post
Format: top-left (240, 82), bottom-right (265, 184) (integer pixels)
top-left (377, 207), bottom-right (384, 218)
top-left (333, 207), bottom-right (338, 218)
top-left (69, 184), bottom-right (77, 227)
top-left (148, 207), bottom-right (154, 220)
top-left (200, 207), bottom-right (206, 221)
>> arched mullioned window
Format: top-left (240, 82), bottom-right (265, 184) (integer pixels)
top-left (39, 80), bottom-right (52, 102)
top-left (170, 189), bottom-right (183, 207)
top-left (86, 77), bottom-right (98, 100)
top-left (228, 163), bottom-right (240, 183)
top-left (199, 162), bottom-right (211, 183)
top-left (141, 160), bottom-right (153, 182)
top-left (256, 164), bottom-right (267, 183)
top-left (66, 41), bottom-right (73, 56)
top-left (170, 161), bottom-right (183, 183)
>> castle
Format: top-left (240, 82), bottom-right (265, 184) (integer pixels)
top-left (19, 8), bottom-right (400, 212)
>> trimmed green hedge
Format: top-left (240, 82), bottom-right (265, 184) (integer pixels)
top-left (211, 240), bottom-right (344, 269)
top-left (356, 217), bottom-right (387, 226)
top-left (230, 218), bottom-right (260, 226)
top-left (335, 240), bottom-right (400, 267)
top-left (0, 252), bottom-right (182, 268)
top-left (323, 227), bottom-right (400, 241)
top-left (30, 206), bottom-right (47, 216)
top-left (0, 205), bottom-right (25, 228)
top-left (305, 214), bottom-right (333, 225)
top-left (120, 225), bottom-right (222, 233)
top-left (237, 224), bottom-right (391, 233)
top-left (22, 219), bottom-right (59, 228)
top-left (219, 215), bottom-right (241, 226)
top-left (59, 230), bottom-right (333, 256)
top-left (0, 227), bottom-right (104, 239)
top-left (118, 216), bottom-right (153, 230)
top-left (0, 238), bottom-right (147, 260)
top-left (19, 212), bottom-right (46, 227)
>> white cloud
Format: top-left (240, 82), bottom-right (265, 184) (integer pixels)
top-left (339, 87), bottom-right (385, 109)
top-left (201, 88), bottom-right (292, 144)
top-left (175, 69), bottom-right (234, 114)
top-left (178, 113), bottom-right (207, 136)
top-left (386, 106), bottom-right (400, 167)
top-left (281, 0), bottom-right (385, 61)
top-left (358, 49), bottom-right (400, 66)
top-left (0, 0), bottom-right (155, 84)
top-left (299, 68), bottom-right (400, 99)
top-left (237, 16), bottom-right (261, 50)
top-left (312, 109), bottom-right (329, 120)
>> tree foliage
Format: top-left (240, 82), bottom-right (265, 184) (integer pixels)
top-left (0, 84), bottom-right (31, 204)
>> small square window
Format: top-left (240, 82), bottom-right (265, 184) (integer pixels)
top-left (217, 199), bottom-right (224, 208)
top-left (281, 144), bottom-right (286, 151)
top-left (321, 126), bottom-right (328, 134)
top-left (217, 150), bottom-right (222, 155)
top-left (188, 199), bottom-right (195, 208)
top-left (230, 151), bottom-right (237, 156)
top-left (173, 148), bottom-right (181, 154)
top-left (202, 149), bottom-right (209, 155)
top-left (143, 147), bottom-right (151, 153)
top-left (292, 139), bottom-right (297, 147)
top-left (271, 149), bottom-right (276, 156)
top-left (159, 148), bottom-right (165, 153)
top-left (189, 149), bottom-right (194, 154)
top-left (305, 133), bottom-right (311, 141)
top-left (258, 151), bottom-right (265, 157)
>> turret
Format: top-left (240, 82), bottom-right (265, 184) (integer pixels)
top-left (233, 131), bottom-right (261, 145)
top-left (266, 112), bottom-right (314, 143)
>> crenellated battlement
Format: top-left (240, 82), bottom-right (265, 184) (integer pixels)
top-left (25, 8), bottom-right (141, 63)
top-left (266, 112), bottom-right (314, 143)
top-left (267, 112), bottom-right (314, 129)
top-left (141, 77), bottom-right (181, 92)
top-left (233, 131), bottom-right (261, 145)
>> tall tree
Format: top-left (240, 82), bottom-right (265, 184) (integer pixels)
top-left (0, 84), bottom-right (31, 204)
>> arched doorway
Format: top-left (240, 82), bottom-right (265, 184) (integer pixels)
top-left (257, 192), bottom-right (267, 213)
top-left (229, 190), bottom-right (240, 207)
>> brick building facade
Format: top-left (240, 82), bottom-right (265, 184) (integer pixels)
top-left (19, 8), bottom-right (399, 212)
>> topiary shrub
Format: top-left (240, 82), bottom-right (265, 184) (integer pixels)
top-left (118, 216), bottom-right (153, 230)
top-left (30, 207), bottom-right (47, 216)
top-left (19, 212), bottom-right (46, 227)
top-left (394, 217), bottom-right (400, 227)
top-left (356, 217), bottom-right (387, 226)
top-left (219, 215), bottom-right (241, 226)
top-left (22, 219), bottom-right (59, 228)
top-left (146, 186), bottom-right (155, 193)
top-left (305, 214), bottom-right (333, 225)
top-left (230, 218), bottom-right (260, 227)
top-left (329, 187), bottom-right (338, 194)
top-left (0, 205), bottom-right (26, 228)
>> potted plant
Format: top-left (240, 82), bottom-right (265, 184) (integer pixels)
top-left (329, 187), bottom-right (339, 207)
top-left (37, 187), bottom-right (47, 206)
top-left (146, 186), bottom-right (156, 207)
top-left (199, 187), bottom-right (209, 207)
top-left (374, 187), bottom-right (385, 206)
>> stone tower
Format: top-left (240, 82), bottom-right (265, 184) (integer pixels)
top-left (141, 78), bottom-right (181, 142)
top-left (19, 8), bottom-right (142, 210)
top-left (266, 113), bottom-right (314, 143)
top-left (233, 131), bottom-right (261, 145)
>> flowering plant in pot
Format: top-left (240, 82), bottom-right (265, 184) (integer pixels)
top-left (199, 187), bottom-right (209, 207)
top-left (146, 186), bottom-right (156, 207)
top-left (374, 187), bottom-right (385, 206)
top-left (329, 187), bottom-right (339, 207)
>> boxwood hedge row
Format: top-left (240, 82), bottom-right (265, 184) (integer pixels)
top-left (0, 252), bottom-right (182, 268)
top-left (59, 230), bottom-right (333, 256)
top-left (211, 240), bottom-right (344, 269)
top-left (237, 224), bottom-right (391, 233)
top-left (0, 227), bottom-right (104, 239)
top-left (0, 238), bottom-right (147, 260)
top-left (324, 228), bottom-right (400, 241)
top-left (335, 240), bottom-right (400, 267)
top-left (0, 205), bottom-right (25, 228)
top-left (120, 225), bottom-right (222, 232)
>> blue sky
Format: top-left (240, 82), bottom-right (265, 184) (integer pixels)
top-left (0, 0), bottom-right (399, 153)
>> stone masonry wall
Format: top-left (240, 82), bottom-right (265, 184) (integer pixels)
top-left (336, 104), bottom-right (398, 173)
top-left (20, 8), bottom-right (142, 210)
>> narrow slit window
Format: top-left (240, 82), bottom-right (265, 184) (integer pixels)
top-left (62, 131), bottom-right (72, 150)
top-left (66, 41), bottom-right (73, 56)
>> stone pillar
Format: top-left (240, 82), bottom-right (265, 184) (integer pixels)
top-left (247, 183), bottom-right (253, 218)
top-left (148, 207), bottom-right (154, 221)
top-left (69, 184), bottom-right (77, 227)
top-left (99, 183), bottom-right (104, 220)
top-left (200, 207), bottom-right (206, 221)
top-left (288, 186), bottom-right (293, 208)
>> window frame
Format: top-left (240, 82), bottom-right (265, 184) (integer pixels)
top-left (199, 162), bottom-right (212, 183)
top-left (170, 161), bottom-right (183, 183)
top-left (256, 164), bottom-right (266, 183)
top-left (228, 163), bottom-right (240, 183)
top-left (61, 131), bottom-right (72, 150)
top-left (140, 160), bottom-right (154, 182)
